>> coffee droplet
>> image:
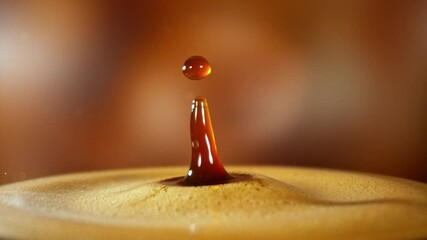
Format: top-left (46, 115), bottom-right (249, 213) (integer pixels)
top-left (184, 97), bottom-right (232, 185)
top-left (182, 56), bottom-right (211, 80)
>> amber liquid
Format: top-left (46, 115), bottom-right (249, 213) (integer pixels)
top-left (160, 97), bottom-right (238, 186)
top-left (182, 56), bottom-right (212, 80)
top-left (182, 97), bottom-right (233, 185)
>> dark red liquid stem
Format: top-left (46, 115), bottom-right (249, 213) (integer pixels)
top-left (183, 97), bottom-right (232, 185)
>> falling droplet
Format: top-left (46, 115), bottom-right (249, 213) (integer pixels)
top-left (182, 56), bottom-right (211, 80)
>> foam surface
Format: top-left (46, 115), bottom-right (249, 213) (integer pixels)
top-left (0, 166), bottom-right (426, 239)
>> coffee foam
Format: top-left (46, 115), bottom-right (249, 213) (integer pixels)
top-left (0, 166), bottom-right (426, 239)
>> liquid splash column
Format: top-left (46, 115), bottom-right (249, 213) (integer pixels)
top-left (184, 96), bottom-right (231, 185)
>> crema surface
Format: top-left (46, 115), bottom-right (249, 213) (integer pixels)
top-left (0, 166), bottom-right (426, 239)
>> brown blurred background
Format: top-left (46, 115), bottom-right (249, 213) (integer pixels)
top-left (1, 0), bottom-right (426, 184)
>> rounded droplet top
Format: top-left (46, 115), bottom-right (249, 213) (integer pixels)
top-left (182, 56), bottom-right (211, 80)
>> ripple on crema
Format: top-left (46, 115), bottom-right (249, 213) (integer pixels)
top-left (0, 166), bottom-right (426, 240)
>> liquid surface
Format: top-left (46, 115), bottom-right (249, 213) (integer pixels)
top-left (183, 97), bottom-right (231, 185)
top-left (182, 56), bottom-right (211, 80)
top-left (0, 166), bottom-right (426, 240)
